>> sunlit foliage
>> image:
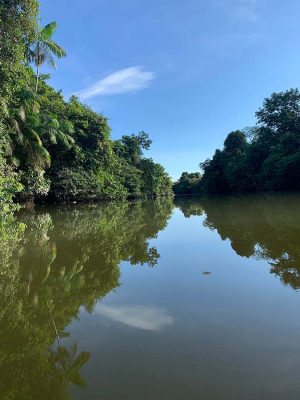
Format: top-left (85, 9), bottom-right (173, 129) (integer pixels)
top-left (0, 3), bottom-right (173, 211)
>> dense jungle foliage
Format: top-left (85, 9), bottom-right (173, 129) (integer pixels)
top-left (0, 198), bottom-right (174, 399)
top-left (0, 1), bottom-right (173, 213)
top-left (174, 88), bottom-right (300, 194)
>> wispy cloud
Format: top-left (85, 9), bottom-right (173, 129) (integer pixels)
top-left (213, 0), bottom-right (259, 22)
top-left (75, 66), bottom-right (155, 100)
top-left (95, 304), bottom-right (174, 331)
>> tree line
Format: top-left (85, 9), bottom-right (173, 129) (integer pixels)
top-left (0, 1), bottom-right (173, 213)
top-left (174, 88), bottom-right (300, 194)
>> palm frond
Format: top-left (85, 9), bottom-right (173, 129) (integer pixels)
top-left (11, 118), bottom-right (22, 134)
top-left (25, 47), bottom-right (36, 64)
top-left (34, 45), bottom-right (57, 69)
top-left (68, 370), bottom-right (88, 388)
top-left (26, 114), bottom-right (40, 128)
top-left (47, 129), bottom-right (58, 144)
top-left (66, 134), bottom-right (75, 144)
top-left (30, 143), bottom-right (51, 168)
top-left (13, 129), bottom-right (24, 145)
top-left (57, 346), bottom-right (71, 360)
top-left (14, 106), bottom-right (26, 123)
top-left (50, 117), bottom-right (60, 128)
top-left (40, 21), bottom-right (58, 39)
top-left (43, 46), bottom-right (57, 69)
top-left (57, 131), bottom-right (71, 149)
top-left (19, 106), bottom-right (26, 122)
top-left (72, 351), bottom-right (91, 371)
top-left (43, 38), bottom-right (66, 58)
top-left (60, 121), bottom-right (75, 134)
top-left (69, 342), bottom-right (78, 363)
top-left (27, 128), bottom-right (42, 146)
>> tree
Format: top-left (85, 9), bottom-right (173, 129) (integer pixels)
top-left (200, 149), bottom-right (229, 193)
top-left (49, 343), bottom-right (91, 393)
top-left (191, 88), bottom-right (300, 195)
top-left (224, 130), bottom-right (247, 154)
top-left (0, 6), bottom-right (173, 206)
top-left (173, 172), bottom-right (202, 195)
top-left (256, 88), bottom-right (300, 135)
top-left (30, 22), bottom-right (66, 92)
top-left (0, 0), bottom-right (39, 103)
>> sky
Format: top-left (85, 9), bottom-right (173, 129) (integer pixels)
top-left (39, 0), bottom-right (300, 180)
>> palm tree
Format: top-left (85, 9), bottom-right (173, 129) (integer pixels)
top-left (6, 86), bottom-right (51, 171)
top-left (47, 342), bottom-right (91, 399)
top-left (30, 22), bottom-right (66, 92)
top-left (6, 83), bottom-right (74, 172)
top-left (40, 115), bottom-right (75, 150)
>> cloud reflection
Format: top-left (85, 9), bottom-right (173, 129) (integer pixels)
top-left (95, 304), bottom-right (174, 331)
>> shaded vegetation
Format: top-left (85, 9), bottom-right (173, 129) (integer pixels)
top-left (173, 195), bottom-right (203, 218)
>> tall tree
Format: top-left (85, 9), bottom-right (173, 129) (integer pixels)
top-left (0, 0), bottom-right (39, 103)
top-left (30, 21), bottom-right (66, 92)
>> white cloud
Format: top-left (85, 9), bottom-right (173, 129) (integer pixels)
top-left (95, 304), bottom-right (174, 331)
top-left (213, 0), bottom-right (259, 21)
top-left (75, 66), bottom-right (155, 100)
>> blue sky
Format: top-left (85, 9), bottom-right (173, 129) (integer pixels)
top-left (40, 0), bottom-right (300, 180)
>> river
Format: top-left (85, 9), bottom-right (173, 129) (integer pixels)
top-left (1, 194), bottom-right (300, 399)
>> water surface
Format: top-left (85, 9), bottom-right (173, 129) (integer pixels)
top-left (1, 194), bottom-right (300, 399)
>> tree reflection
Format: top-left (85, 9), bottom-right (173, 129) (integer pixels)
top-left (175, 193), bottom-right (300, 291)
top-left (0, 198), bottom-right (173, 399)
top-left (173, 196), bottom-right (204, 218)
top-left (48, 343), bottom-right (91, 399)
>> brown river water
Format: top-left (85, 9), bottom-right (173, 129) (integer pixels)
top-left (1, 193), bottom-right (300, 400)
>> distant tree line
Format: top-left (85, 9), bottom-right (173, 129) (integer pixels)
top-left (174, 88), bottom-right (300, 194)
top-left (172, 172), bottom-right (201, 195)
top-left (0, 1), bottom-right (173, 213)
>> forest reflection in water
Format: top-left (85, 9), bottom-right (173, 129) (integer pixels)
top-left (0, 198), bottom-right (173, 399)
top-left (174, 193), bottom-right (300, 291)
top-left (1, 194), bottom-right (300, 399)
